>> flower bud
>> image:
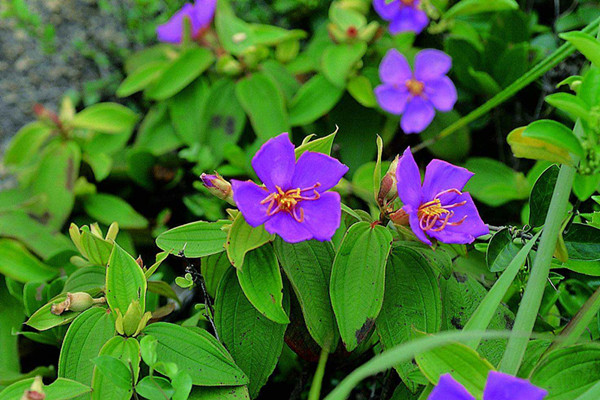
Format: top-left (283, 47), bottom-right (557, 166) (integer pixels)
top-left (216, 54), bottom-right (243, 76)
top-left (328, 23), bottom-right (347, 43)
top-left (21, 376), bottom-right (45, 400)
top-left (116, 301), bottom-right (152, 337)
top-left (275, 39), bottom-right (300, 64)
top-left (358, 21), bottom-right (380, 43)
top-left (378, 155), bottom-right (399, 205)
top-left (201, 172), bottom-right (235, 205)
top-left (51, 293), bottom-right (106, 315)
top-left (240, 45), bottom-right (269, 69)
top-left (389, 208), bottom-right (409, 226)
top-left (337, 0), bottom-right (370, 14)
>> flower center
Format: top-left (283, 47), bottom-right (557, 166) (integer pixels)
top-left (260, 184), bottom-right (321, 222)
top-left (400, 0), bottom-right (417, 7)
top-left (417, 189), bottom-right (467, 232)
top-left (406, 78), bottom-right (425, 96)
top-left (346, 26), bottom-right (358, 38)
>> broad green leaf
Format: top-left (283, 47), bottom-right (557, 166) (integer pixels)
top-left (416, 341), bottom-right (494, 399)
top-left (321, 43), bottom-right (367, 88)
top-left (0, 239), bottom-right (57, 283)
top-left (215, 2), bottom-right (255, 55)
top-left (201, 252), bottom-right (232, 298)
top-left (83, 152), bottom-right (112, 182)
top-left (468, 68), bottom-right (501, 96)
top-left (531, 344), bottom-right (600, 400)
top-left (260, 60), bottom-right (300, 103)
top-left (136, 376), bottom-right (174, 400)
top-left (545, 93), bottom-right (591, 121)
top-left (347, 75), bottom-right (377, 108)
top-left (486, 229), bottom-right (522, 272)
top-left (147, 281), bottom-right (181, 306)
top-left (82, 193), bottom-right (148, 230)
top-left (235, 72), bottom-right (289, 141)
top-left (576, 380), bottom-right (600, 400)
top-left (58, 307), bottom-right (115, 387)
top-left (156, 220), bottom-right (229, 257)
top-left (560, 31), bottom-right (600, 68)
top-left (25, 294), bottom-right (81, 331)
top-left (124, 44), bottom-right (171, 74)
top-left (274, 238), bottom-right (339, 351)
top-left (63, 266), bottom-right (106, 294)
top-left (225, 213), bottom-right (274, 269)
top-left (80, 230), bottom-right (113, 266)
top-left (91, 355), bottom-right (132, 391)
top-left (289, 74), bottom-right (344, 126)
top-left (134, 103), bottom-right (182, 156)
top-left (573, 173), bottom-right (600, 201)
top-left (294, 130), bottom-right (337, 158)
top-left (143, 322), bottom-right (248, 386)
top-left (523, 120), bottom-right (584, 158)
top-left (529, 165), bottom-right (560, 227)
top-left (0, 279), bottom-right (24, 374)
top-left (3, 121), bottom-right (53, 168)
top-left (145, 47), bottom-right (214, 100)
top-left (563, 223), bottom-right (600, 261)
top-left (106, 243), bottom-right (147, 313)
top-left (492, 43), bottom-right (528, 87)
top-left (443, 0), bottom-right (518, 20)
top-left (250, 24), bottom-right (305, 46)
top-left (188, 386), bottom-right (250, 400)
top-left (376, 247), bottom-right (442, 388)
top-left (215, 268), bottom-right (287, 397)
top-left (168, 77), bottom-right (209, 146)
top-left (71, 103), bottom-right (139, 134)
top-left (117, 60), bottom-right (169, 97)
top-left (507, 126), bottom-right (573, 165)
top-left (236, 245), bottom-right (289, 324)
top-left (463, 157), bottom-right (529, 207)
top-left (0, 378), bottom-right (91, 400)
top-left (330, 221), bottom-right (393, 351)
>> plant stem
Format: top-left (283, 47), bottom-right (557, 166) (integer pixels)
top-left (412, 16), bottom-right (600, 153)
top-left (499, 164), bottom-right (576, 375)
top-left (308, 347), bottom-right (329, 400)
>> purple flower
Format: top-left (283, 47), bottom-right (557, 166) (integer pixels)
top-left (429, 371), bottom-right (547, 400)
top-left (373, 0), bottom-right (428, 35)
top-left (231, 133), bottom-right (348, 243)
top-left (201, 173), bottom-right (218, 187)
top-left (394, 147), bottom-right (488, 245)
top-left (375, 49), bottom-right (457, 134)
top-left (156, 0), bottom-right (217, 44)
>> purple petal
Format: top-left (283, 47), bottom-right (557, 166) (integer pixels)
top-left (193, 0), bottom-right (217, 28)
top-left (395, 147), bottom-right (422, 209)
top-left (428, 374), bottom-right (475, 400)
top-left (389, 7), bottom-right (429, 35)
top-left (291, 152), bottom-right (348, 193)
top-left (400, 97), bottom-right (435, 134)
top-left (264, 212), bottom-right (313, 243)
top-left (426, 76), bottom-right (457, 112)
top-left (379, 49), bottom-right (412, 85)
top-left (414, 49), bottom-right (452, 81)
top-left (421, 159), bottom-right (473, 201)
top-left (252, 132), bottom-right (296, 192)
top-left (375, 84), bottom-right (410, 115)
top-left (300, 192), bottom-right (342, 241)
top-left (426, 193), bottom-right (489, 244)
top-left (231, 180), bottom-right (271, 227)
top-left (156, 4), bottom-right (196, 44)
top-left (405, 204), bottom-right (431, 245)
top-left (483, 371), bottom-right (547, 400)
top-left (373, 0), bottom-right (402, 21)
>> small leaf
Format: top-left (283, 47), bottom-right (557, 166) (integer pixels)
top-left (545, 93), bottom-right (591, 121)
top-left (289, 74), bottom-right (344, 126)
top-left (486, 229), bottom-right (523, 272)
top-left (563, 224), bottom-right (600, 261)
top-left (225, 213), bottom-right (274, 269)
top-left (347, 75), bottom-right (377, 108)
top-left (443, 0), bottom-right (518, 20)
top-left (294, 130), bottom-right (337, 158)
top-left (168, 77), bottom-right (210, 146)
top-left (321, 43), bottom-right (367, 88)
top-left (92, 336), bottom-right (141, 400)
top-left (71, 103), bottom-right (139, 134)
top-left (529, 165), bottom-right (560, 227)
top-left (3, 121), bottom-right (52, 168)
top-left (560, 31), bottom-right (600, 68)
top-left (463, 157), bottom-right (529, 207)
top-left (522, 120), bottom-right (584, 158)
top-left (507, 126), bottom-right (573, 165)
top-left (156, 220), bottom-right (229, 257)
top-left (117, 60), bottom-right (169, 97)
top-left (106, 243), bottom-right (147, 313)
top-left (92, 355), bottom-right (132, 390)
top-left (82, 193), bottom-right (148, 229)
top-left (136, 376), bottom-right (175, 400)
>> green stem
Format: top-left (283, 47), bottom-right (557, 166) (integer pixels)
top-left (412, 16), bottom-right (600, 153)
top-left (308, 347), bottom-right (329, 400)
top-left (499, 164), bottom-right (576, 375)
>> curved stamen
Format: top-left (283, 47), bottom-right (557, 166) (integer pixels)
top-left (260, 183), bottom-right (321, 219)
top-left (417, 189), bottom-right (468, 233)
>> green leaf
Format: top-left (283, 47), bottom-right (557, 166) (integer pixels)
top-left (573, 173), bottom-right (600, 201)
top-left (236, 245), bottom-right (289, 324)
top-left (443, 0), bottom-right (518, 20)
top-left (330, 221), bottom-right (393, 351)
top-left (531, 344), bottom-right (600, 399)
top-left (321, 43), bottom-right (367, 88)
top-left (274, 238), bottom-right (339, 351)
top-left (91, 355), bottom-right (132, 391)
top-left (71, 103), bottom-right (139, 134)
top-left (463, 157), bottom-right (529, 207)
top-left (58, 307), bottom-right (115, 387)
top-left (347, 75), bottom-right (377, 108)
top-left (136, 376), bottom-right (174, 400)
top-left (250, 24), bottom-right (305, 46)
top-left (0, 279), bottom-right (24, 374)
top-left (201, 252), bottom-right (232, 298)
top-left (63, 266), bottom-right (106, 294)
top-left (294, 130), bottom-right (337, 158)
top-left (507, 126), bottom-right (573, 165)
top-left (156, 220), bottom-right (229, 257)
top-left (545, 93), bottom-right (591, 121)
top-left (117, 60), bottom-right (169, 97)
top-left (25, 294), bottom-right (80, 331)
top-left (560, 31), bottom-right (600, 68)
top-left (143, 322), bottom-right (248, 386)
top-left (215, 3), bottom-right (255, 55)
top-left (225, 213), bottom-right (274, 269)
top-left (420, 111), bottom-right (471, 162)
top-left (289, 74), bottom-right (344, 126)
top-left (83, 152), bottom-right (112, 182)
top-left (82, 193), bottom-right (148, 230)
top-left (91, 336), bottom-right (140, 399)
top-left (0, 239), bottom-right (57, 283)
top-left (416, 341), bottom-right (494, 399)
top-left (563, 223), bottom-right (600, 261)
top-left (215, 268), bottom-right (287, 398)
top-left (146, 47), bottom-right (215, 100)
top-left (148, 281), bottom-right (181, 306)
top-left (523, 120), bottom-right (584, 158)
top-left (188, 386), bottom-right (250, 400)
top-left (80, 230), bottom-right (113, 266)
top-left (0, 378), bottom-right (91, 400)
top-left (106, 243), bottom-right (147, 313)
top-left (235, 72), bottom-right (290, 141)
top-left (167, 77), bottom-right (209, 146)
top-left (529, 165), bottom-right (560, 227)
top-left (486, 229), bottom-right (522, 272)
top-left (376, 247), bottom-right (442, 388)
top-left (134, 103), bottom-right (182, 156)
top-left (3, 121), bottom-right (53, 168)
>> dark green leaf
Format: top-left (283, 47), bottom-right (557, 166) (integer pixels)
top-left (486, 229), bottom-right (523, 272)
top-left (91, 355), bottom-right (132, 390)
top-left (225, 213), bottom-right (274, 269)
top-left (564, 224), bottom-right (600, 261)
top-left (156, 220), bottom-right (229, 257)
top-left (289, 74), bottom-right (344, 126)
top-left (529, 165), bottom-right (560, 227)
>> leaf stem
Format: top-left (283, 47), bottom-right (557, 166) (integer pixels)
top-left (308, 347), bottom-right (329, 400)
top-left (499, 164), bottom-right (576, 375)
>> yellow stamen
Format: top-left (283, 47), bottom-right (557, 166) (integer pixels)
top-left (406, 78), bottom-right (425, 96)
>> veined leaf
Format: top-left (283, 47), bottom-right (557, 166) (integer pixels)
top-left (225, 213), bottom-right (274, 269)
top-left (522, 120), bottom-right (584, 158)
top-left (0, 378), bottom-right (91, 400)
top-left (71, 103), bottom-right (139, 134)
top-left (106, 243), bottom-right (147, 313)
top-left (560, 31), bottom-right (600, 69)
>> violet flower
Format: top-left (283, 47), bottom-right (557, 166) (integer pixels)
top-left (394, 147), bottom-right (488, 245)
top-left (156, 0), bottom-right (217, 44)
top-left (375, 48), bottom-right (457, 134)
top-left (429, 371), bottom-right (547, 400)
top-left (231, 133), bottom-right (348, 243)
top-left (373, 0), bottom-right (428, 35)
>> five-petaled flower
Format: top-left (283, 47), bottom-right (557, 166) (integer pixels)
top-left (429, 371), bottom-right (547, 400)
top-left (373, 0), bottom-right (428, 35)
top-left (157, 0), bottom-right (216, 44)
top-left (232, 133), bottom-right (349, 243)
top-left (393, 147), bottom-right (488, 245)
top-left (375, 48), bottom-right (457, 134)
